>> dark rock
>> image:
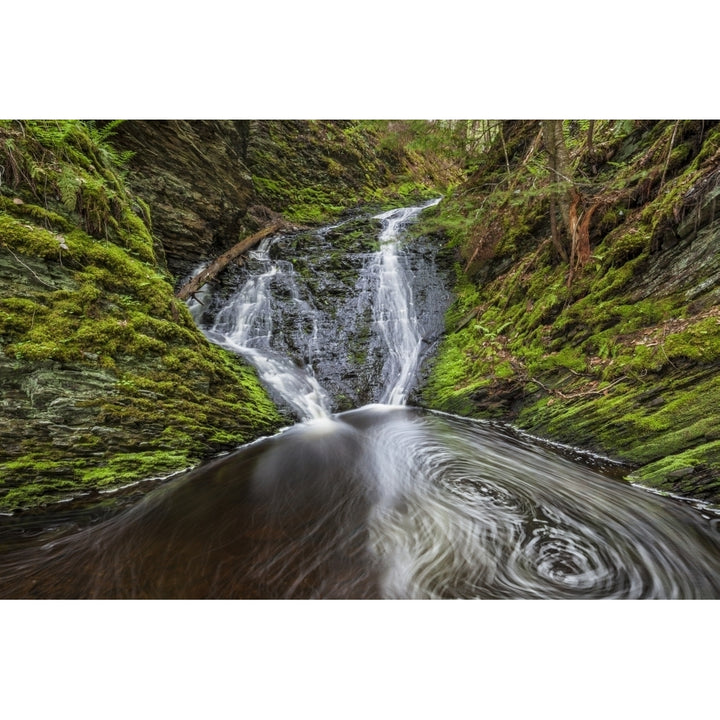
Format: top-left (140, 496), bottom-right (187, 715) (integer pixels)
top-left (646, 396), bottom-right (666, 408)
top-left (113, 120), bottom-right (256, 276)
top-left (668, 466), bottom-right (695, 478)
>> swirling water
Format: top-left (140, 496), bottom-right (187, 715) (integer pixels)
top-left (1, 201), bottom-right (719, 599)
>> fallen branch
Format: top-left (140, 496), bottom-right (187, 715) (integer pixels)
top-left (528, 374), bottom-right (628, 401)
top-left (175, 221), bottom-right (289, 301)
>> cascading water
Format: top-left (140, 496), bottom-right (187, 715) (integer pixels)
top-left (370, 199), bottom-right (441, 405)
top-left (190, 199), bottom-right (442, 417)
top-left (1, 200), bottom-right (719, 599)
top-left (200, 237), bottom-right (332, 420)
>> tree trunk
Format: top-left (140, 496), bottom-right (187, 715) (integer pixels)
top-left (586, 120), bottom-right (595, 155)
top-left (175, 221), bottom-right (288, 301)
top-left (543, 120), bottom-right (580, 268)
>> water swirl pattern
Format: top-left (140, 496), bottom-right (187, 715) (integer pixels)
top-left (1, 406), bottom-right (719, 598)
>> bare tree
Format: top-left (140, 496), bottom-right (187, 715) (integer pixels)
top-left (542, 120), bottom-right (574, 263)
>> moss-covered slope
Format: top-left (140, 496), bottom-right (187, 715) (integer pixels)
top-left (420, 120), bottom-right (720, 504)
top-left (244, 120), bottom-right (452, 223)
top-left (0, 121), bottom-right (283, 511)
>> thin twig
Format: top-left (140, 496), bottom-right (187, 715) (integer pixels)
top-left (528, 374), bottom-right (628, 401)
top-left (2, 244), bottom-right (55, 288)
top-left (660, 120), bottom-right (680, 189)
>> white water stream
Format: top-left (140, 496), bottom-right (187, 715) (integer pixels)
top-left (372, 199), bottom-right (441, 404)
top-left (203, 236), bottom-right (331, 420)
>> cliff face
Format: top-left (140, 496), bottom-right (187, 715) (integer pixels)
top-left (111, 120), bottom-right (256, 275)
top-left (420, 120), bottom-right (720, 504)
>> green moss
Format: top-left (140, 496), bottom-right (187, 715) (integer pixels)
top-left (601, 228), bottom-right (651, 266)
top-left (79, 451), bottom-right (192, 486)
top-left (245, 121), bottom-right (455, 226)
top-left (0, 213), bottom-right (67, 259)
top-left (527, 346), bottom-right (588, 375)
top-left (0, 121), bottom-right (286, 511)
top-left (0, 195), bottom-right (74, 232)
top-left (422, 120), bottom-right (720, 504)
top-left (117, 208), bottom-right (156, 263)
top-left (0, 297), bottom-right (48, 334)
top-left (663, 316), bottom-right (720, 363)
top-left (629, 440), bottom-right (720, 496)
top-left (422, 338), bottom-right (473, 405)
top-left (494, 360), bottom-right (515, 379)
top-left (1, 121), bottom-right (136, 242)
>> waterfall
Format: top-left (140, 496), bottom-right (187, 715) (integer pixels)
top-left (194, 199), bottom-right (442, 419)
top-left (203, 237), bottom-right (332, 421)
top-left (371, 198), bottom-right (441, 404)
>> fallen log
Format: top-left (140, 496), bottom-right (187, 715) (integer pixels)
top-left (175, 221), bottom-right (287, 301)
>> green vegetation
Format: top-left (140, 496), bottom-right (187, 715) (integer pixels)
top-left (0, 120), bottom-right (283, 511)
top-left (247, 120), bottom-right (459, 224)
top-left (420, 120), bottom-right (720, 504)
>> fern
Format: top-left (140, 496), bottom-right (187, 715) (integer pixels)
top-left (95, 120), bottom-right (125, 142)
top-left (27, 156), bottom-right (46, 183)
top-left (97, 143), bottom-right (134, 170)
top-left (561, 120), bottom-right (592, 149)
top-left (57, 168), bottom-right (80, 211)
top-left (26, 120), bottom-right (68, 149)
top-left (614, 120), bottom-right (636, 137)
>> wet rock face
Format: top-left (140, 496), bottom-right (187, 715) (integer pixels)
top-left (113, 120), bottom-right (256, 276)
top-left (404, 237), bottom-right (456, 405)
top-left (199, 210), bottom-right (455, 415)
top-left (637, 213), bottom-right (720, 312)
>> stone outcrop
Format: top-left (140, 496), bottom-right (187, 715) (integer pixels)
top-left (112, 120), bottom-right (256, 275)
top-left (0, 121), bottom-right (284, 511)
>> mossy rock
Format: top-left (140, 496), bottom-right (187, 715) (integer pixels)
top-left (0, 122), bottom-right (284, 511)
top-left (420, 120), bottom-right (720, 506)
